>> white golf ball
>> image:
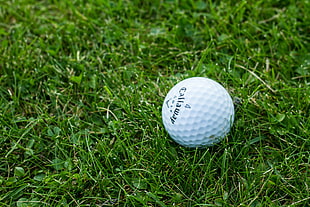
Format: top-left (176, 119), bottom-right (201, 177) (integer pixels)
top-left (162, 77), bottom-right (234, 148)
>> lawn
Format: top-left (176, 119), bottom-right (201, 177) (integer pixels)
top-left (0, 0), bottom-right (309, 206)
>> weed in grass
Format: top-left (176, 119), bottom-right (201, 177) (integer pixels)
top-left (0, 0), bottom-right (309, 206)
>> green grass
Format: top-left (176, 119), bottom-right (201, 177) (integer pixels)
top-left (0, 0), bottom-right (309, 206)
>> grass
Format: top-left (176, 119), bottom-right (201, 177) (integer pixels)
top-left (0, 0), bottom-right (309, 206)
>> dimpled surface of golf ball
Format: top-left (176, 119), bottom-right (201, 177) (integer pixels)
top-left (162, 77), bottom-right (234, 148)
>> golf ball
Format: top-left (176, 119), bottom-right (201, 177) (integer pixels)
top-left (162, 77), bottom-right (234, 148)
